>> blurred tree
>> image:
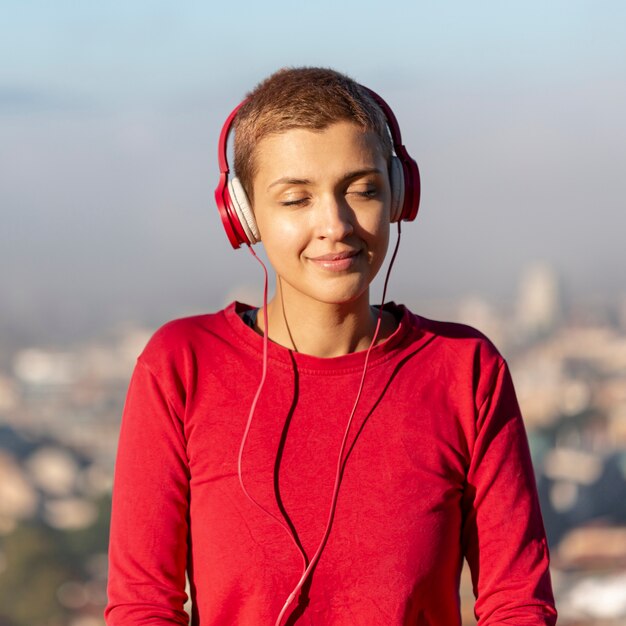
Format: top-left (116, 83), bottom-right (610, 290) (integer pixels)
top-left (0, 523), bottom-right (73, 625)
top-left (0, 496), bottom-right (111, 626)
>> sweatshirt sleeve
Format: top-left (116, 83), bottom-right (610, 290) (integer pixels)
top-left (105, 358), bottom-right (190, 625)
top-left (461, 359), bottom-right (557, 625)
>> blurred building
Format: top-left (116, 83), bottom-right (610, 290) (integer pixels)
top-left (516, 262), bottom-right (563, 340)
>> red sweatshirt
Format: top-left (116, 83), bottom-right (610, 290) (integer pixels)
top-left (105, 302), bottom-right (556, 625)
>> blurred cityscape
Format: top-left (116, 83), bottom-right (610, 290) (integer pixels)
top-left (1, 263), bottom-right (626, 625)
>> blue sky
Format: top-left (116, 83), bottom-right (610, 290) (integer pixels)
top-left (2, 1), bottom-right (625, 337)
top-left (4, 1), bottom-right (625, 101)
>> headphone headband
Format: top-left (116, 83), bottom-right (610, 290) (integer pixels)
top-left (215, 86), bottom-right (420, 248)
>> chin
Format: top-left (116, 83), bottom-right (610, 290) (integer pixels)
top-left (308, 285), bottom-right (371, 307)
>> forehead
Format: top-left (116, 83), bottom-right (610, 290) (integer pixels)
top-left (253, 121), bottom-right (386, 184)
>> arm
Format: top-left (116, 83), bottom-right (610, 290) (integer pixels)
top-left (462, 360), bottom-right (557, 625)
top-left (105, 359), bottom-right (190, 625)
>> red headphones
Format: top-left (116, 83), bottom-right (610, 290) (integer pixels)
top-left (215, 87), bottom-right (421, 249)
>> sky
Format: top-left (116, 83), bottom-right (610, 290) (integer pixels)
top-left (2, 1), bottom-right (625, 341)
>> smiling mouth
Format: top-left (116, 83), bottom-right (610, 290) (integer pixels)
top-left (309, 250), bottom-right (360, 262)
top-left (307, 249), bottom-right (361, 271)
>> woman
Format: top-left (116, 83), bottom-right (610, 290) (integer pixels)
top-left (105, 67), bottom-right (557, 625)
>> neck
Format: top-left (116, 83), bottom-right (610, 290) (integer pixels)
top-left (256, 283), bottom-right (397, 358)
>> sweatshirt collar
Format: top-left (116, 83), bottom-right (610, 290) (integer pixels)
top-left (222, 301), bottom-right (424, 375)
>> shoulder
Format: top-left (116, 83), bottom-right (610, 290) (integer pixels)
top-left (136, 302), bottom-right (245, 382)
top-left (401, 306), bottom-right (507, 403)
top-left (141, 311), bottom-right (217, 361)
top-left (404, 307), bottom-right (503, 365)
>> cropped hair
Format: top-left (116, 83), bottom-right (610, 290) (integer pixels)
top-left (233, 67), bottom-right (393, 200)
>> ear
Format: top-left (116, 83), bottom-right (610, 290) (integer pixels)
top-left (228, 177), bottom-right (261, 243)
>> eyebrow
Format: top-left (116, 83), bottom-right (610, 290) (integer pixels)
top-left (267, 168), bottom-right (383, 191)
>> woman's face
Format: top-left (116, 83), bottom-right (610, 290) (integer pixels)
top-left (251, 121), bottom-right (391, 310)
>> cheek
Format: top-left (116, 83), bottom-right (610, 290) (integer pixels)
top-left (259, 217), bottom-right (307, 260)
top-left (363, 215), bottom-right (390, 250)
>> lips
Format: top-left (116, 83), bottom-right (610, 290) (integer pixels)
top-left (307, 249), bottom-right (361, 272)
top-left (309, 250), bottom-right (360, 262)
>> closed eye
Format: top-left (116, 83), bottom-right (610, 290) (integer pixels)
top-left (348, 186), bottom-right (378, 199)
top-left (281, 197), bottom-right (309, 207)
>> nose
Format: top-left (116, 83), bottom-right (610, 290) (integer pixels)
top-left (315, 193), bottom-right (354, 241)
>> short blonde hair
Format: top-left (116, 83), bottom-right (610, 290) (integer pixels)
top-left (233, 67), bottom-right (393, 200)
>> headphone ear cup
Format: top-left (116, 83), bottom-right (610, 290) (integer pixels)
top-left (228, 177), bottom-right (261, 244)
top-left (389, 156), bottom-right (405, 223)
